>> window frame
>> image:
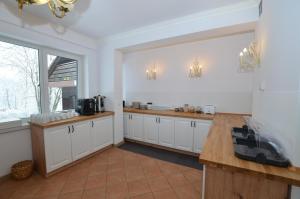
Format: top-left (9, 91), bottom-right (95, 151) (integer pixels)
top-left (0, 35), bottom-right (84, 128)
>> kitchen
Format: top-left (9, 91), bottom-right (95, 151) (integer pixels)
top-left (0, 0), bottom-right (299, 199)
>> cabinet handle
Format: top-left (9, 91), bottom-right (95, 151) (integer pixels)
top-left (72, 125), bottom-right (74, 133)
top-left (191, 121), bottom-right (193, 127)
top-left (193, 122), bottom-right (196, 128)
top-left (159, 118), bottom-right (160, 123)
top-left (129, 114), bottom-right (131, 120)
top-left (68, 126), bottom-right (70, 134)
top-left (92, 121), bottom-right (94, 127)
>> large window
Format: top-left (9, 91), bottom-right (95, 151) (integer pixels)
top-left (0, 37), bottom-right (81, 126)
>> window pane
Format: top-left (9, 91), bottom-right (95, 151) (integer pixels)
top-left (0, 40), bottom-right (40, 123)
top-left (48, 54), bottom-right (78, 112)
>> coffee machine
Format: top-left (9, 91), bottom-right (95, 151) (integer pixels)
top-left (94, 95), bottom-right (106, 113)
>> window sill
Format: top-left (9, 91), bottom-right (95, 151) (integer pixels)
top-left (0, 124), bottom-right (30, 135)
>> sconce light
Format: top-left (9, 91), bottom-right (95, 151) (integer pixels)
top-left (239, 42), bottom-right (260, 72)
top-left (146, 64), bottom-right (157, 80)
top-left (189, 59), bottom-right (202, 78)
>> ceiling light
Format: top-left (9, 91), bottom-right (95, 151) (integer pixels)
top-left (17, 0), bottom-right (78, 18)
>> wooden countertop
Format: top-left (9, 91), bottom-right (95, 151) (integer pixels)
top-left (30, 112), bottom-right (114, 129)
top-left (123, 108), bottom-right (214, 120)
top-left (199, 114), bottom-right (300, 186)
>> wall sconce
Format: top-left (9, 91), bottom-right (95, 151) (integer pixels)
top-left (189, 59), bottom-right (202, 78)
top-left (239, 42), bottom-right (260, 72)
top-left (146, 65), bottom-right (157, 80)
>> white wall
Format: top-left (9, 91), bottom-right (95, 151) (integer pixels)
top-left (0, 130), bottom-right (32, 177)
top-left (98, 1), bottom-right (259, 144)
top-left (253, 0), bottom-right (300, 197)
top-left (0, 3), bottom-right (99, 177)
top-left (124, 32), bottom-right (254, 113)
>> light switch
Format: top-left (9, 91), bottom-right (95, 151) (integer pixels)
top-left (259, 80), bottom-right (266, 91)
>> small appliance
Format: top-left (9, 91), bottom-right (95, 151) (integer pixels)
top-left (203, 105), bottom-right (216, 114)
top-left (94, 95), bottom-right (106, 113)
top-left (76, 99), bottom-right (95, 115)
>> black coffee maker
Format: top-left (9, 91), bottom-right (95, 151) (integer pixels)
top-left (76, 99), bottom-right (96, 115)
top-left (94, 95), bottom-right (106, 113)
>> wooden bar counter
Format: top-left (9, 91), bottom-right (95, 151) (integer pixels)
top-left (199, 114), bottom-right (300, 199)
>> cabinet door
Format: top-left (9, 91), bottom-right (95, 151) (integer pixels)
top-left (194, 120), bottom-right (212, 153)
top-left (124, 113), bottom-right (131, 138)
top-left (131, 114), bottom-right (144, 141)
top-left (158, 117), bottom-right (175, 148)
top-left (144, 115), bottom-right (159, 144)
top-left (44, 125), bottom-right (72, 173)
top-left (174, 119), bottom-right (194, 152)
top-left (91, 116), bottom-right (113, 152)
top-left (71, 121), bottom-right (92, 161)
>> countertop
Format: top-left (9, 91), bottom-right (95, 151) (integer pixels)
top-left (199, 114), bottom-right (300, 186)
top-left (123, 107), bottom-right (214, 120)
top-left (30, 112), bottom-right (114, 129)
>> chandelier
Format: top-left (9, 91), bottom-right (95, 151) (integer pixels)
top-left (17, 0), bottom-right (78, 18)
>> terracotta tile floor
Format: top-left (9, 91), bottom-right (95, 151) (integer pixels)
top-left (0, 147), bottom-right (202, 199)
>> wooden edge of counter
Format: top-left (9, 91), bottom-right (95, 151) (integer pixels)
top-left (199, 158), bottom-right (300, 187)
top-left (123, 108), bottom-right (214, 121)
top-left (30, 112), bottom-right (114, 129)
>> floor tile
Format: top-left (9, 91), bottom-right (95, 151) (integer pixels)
top-left (85, 174), bottom-right (106, 190)
top-left (173, 184), bottom-right (200, 199)
top-left (107, 170), bottom-right (126, 186)
top-left (106, 181), bottom-right (129, 199)
top-left (147, 176), bottom-right (171, 192)
top-left (127, 179), bottom-right (151, 197)
top-left (131, 192), bottom-right (154, 199)
top-left (34, 182), bottom-right (65, 198)
top-left (152, 188), bottom-right (178, 199)
top-left (82, 187), bottom-right (106, 199)
top-left (61, 177), bottom-right (86, 194)
top-left (166, 173), bottom-right (190, 188)
top-left (58, 191), bottom-right (83, 199)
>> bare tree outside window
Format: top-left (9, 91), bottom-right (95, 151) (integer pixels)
top-left (0, 40), bottom-right (76, 123)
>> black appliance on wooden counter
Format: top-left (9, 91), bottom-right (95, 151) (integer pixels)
top-left (76, 98), bottom-right (96, 115)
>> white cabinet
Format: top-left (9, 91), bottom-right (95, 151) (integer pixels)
top-left (123, 112), bottom-right (212, 154)
top-left (144, 115), bottom-right (159, 144)
top-left (131, 114), bottom-right (144, 141)
top-left (44, 125), bottom-right (72, 173)
top-left (90, 116), bottom-right (114, 152)
top-left (124, 113), bottom-right (144, 141)
top-left (42, 116), bottom-right (114, 174)
top-left (193, 121), bottom-right (212, 153)
top-left (173, 118), bottom-right (212, 153)
top-left (71, 121), bottom-right (92, 161)
top-left (124, 113), bottom-right (131, 138)
top-left (158, 117), bottom-right (175, 148)
top-left (174, 119), bottom-right (194, 152)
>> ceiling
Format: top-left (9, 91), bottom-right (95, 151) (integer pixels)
top-left (2, 0), bottom-right (247, 39)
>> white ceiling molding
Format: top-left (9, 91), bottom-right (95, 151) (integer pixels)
top-left (99, 0), bottom-right (259, 50)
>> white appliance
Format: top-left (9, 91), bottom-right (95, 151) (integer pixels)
top-left (203, 105), bottom-right (216, 115)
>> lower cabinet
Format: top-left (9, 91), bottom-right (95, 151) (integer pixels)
top-left (90, 116), bottom-right (114, 153)
top-left (44, 125), bottom-right (73, 173)
top-left (124, 113), bottom-right (212, 153)
top-left (158, 117), bottom-right (175, 148)
top-left (71, 121), bottom-right (92, 161)
top-left (37, 116), bottom-right (114, 175)
top-left (124, 113), bottom-right (144, 141)
top-left (144, 116), bottom-right (159, 144)
top-left (174, 119), bottom-right (194, 152)
top-left (194, 121), bottom-right (212, 153)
